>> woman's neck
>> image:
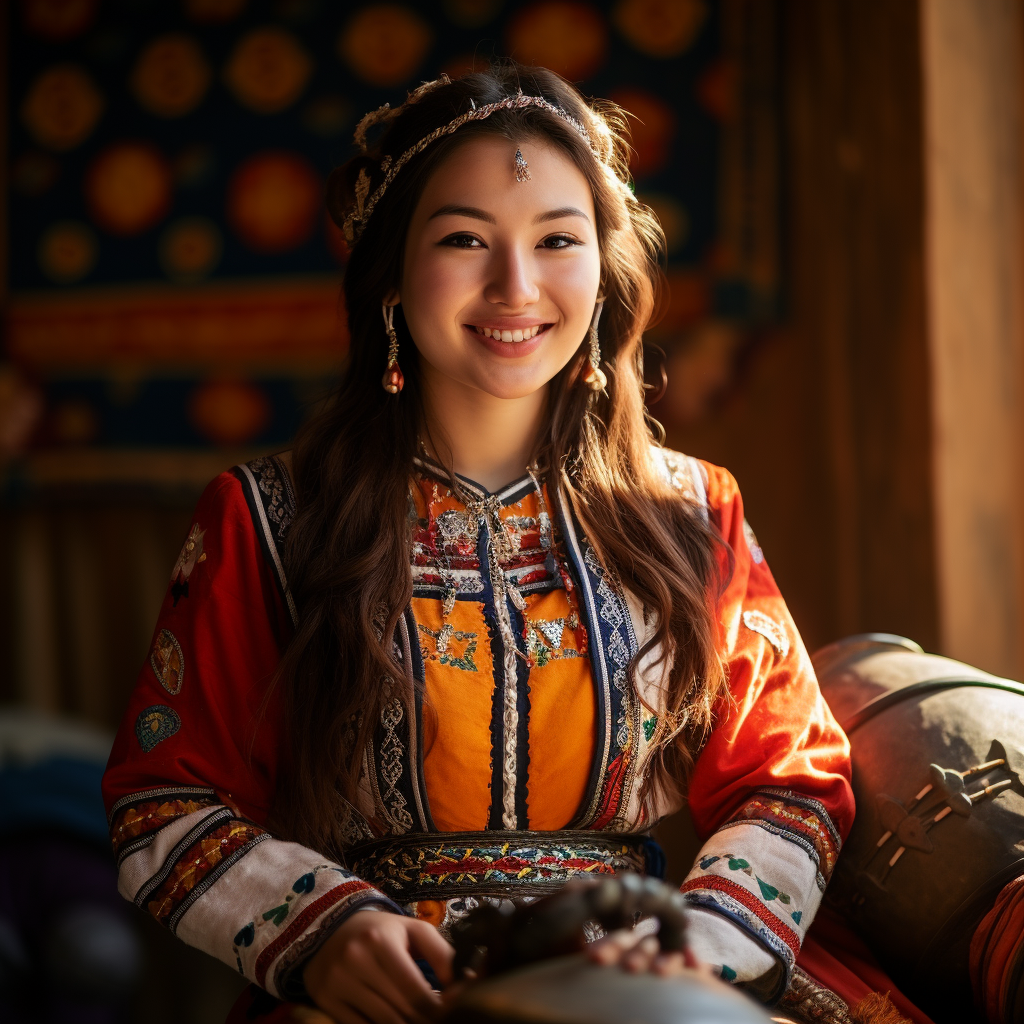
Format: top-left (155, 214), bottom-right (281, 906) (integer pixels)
top-left (419, 370), bottom-right (546, 493)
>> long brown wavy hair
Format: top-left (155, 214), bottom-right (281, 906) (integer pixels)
top-left (275, 63), bottom-right (726, 855)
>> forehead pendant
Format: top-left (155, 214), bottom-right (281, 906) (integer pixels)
top-left (514, 147), bottom-right (531, 182)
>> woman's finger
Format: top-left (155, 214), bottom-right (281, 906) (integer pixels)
top-left (652, 950), bottom-right (688, 977)
top-left (621, 935), bottom-right (660, 973)
top-left (365, 941), bottom-right (440, 1022)
top-left (342, 983), bottom-right (411, 1024)
top-left (587, 928), bottom-right (641, 965)
top-left (405, 919), bottom-right (455, 988)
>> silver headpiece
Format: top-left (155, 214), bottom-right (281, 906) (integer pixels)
top-left (342, 88), bottom-right (599, 246)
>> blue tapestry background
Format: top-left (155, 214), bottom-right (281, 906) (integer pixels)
top-left (4, 0), bottom-right (776, 469)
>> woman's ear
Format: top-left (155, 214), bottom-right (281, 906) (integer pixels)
top-left (383, 288), bottom-right (400, 306)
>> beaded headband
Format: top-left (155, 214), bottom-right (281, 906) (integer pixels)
top-left (342, 89), bottom-right (599, 245)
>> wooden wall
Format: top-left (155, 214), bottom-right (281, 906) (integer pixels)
top-left (666, 0), bottom-right (939, 658)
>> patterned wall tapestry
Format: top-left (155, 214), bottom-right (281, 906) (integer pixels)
top-left (4, 0), bottom-right (778, 484)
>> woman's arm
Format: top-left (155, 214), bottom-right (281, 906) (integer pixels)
top-left (677, 461), bottom-right (855, 1001)
top-left (102, 471), bottom-right (408, 1003)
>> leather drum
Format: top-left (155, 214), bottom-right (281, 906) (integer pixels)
top-left (814, 634), bottom-right (1024, 1021)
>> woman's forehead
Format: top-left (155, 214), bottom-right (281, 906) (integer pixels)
top-left (414, 134), bottom-right (596, 221)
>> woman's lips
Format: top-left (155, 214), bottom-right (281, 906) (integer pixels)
top-left (468, 323), bottom-right (549, 342)
top-left (465, 322), bottom-right (551, 357)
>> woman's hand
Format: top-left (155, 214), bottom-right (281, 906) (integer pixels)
top-left (586, 924), bottom-right (707, 977)
top-left (304, 909), bottom-right (454, 1024)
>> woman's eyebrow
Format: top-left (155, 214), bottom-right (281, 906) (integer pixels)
top-left (534, 206), bottom-right (590, 224)
top-left (428, 204), bottom-right (496, 223)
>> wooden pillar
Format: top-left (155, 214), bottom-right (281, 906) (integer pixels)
top-left (920, 0), bottom-right (1024, 680)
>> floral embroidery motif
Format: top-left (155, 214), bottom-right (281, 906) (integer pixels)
top-left (150, 629), bottom-right (184, 695)
top-left (378, 689), bottom-right (414, 833)
top-left (231, 864), bottom-right (350, 975)
top-left (135, 705), bottom-right (181, 752)
top-left (777, 966), bottom-right (855, 1023)
top-left (524, 617), bottom-right (582, 668)
top-left (252, 878), bottom-right (384, 991)
top-left (584, 545), bottom-right (631, 748)
top-left (142, 817), bottom-right (268, 928)
top-left (349, 832), bottom-right (648, 903)
top-left (742, 609), bottom-right (790, 658)
top-left (727, 789), bottom-right (841, 886)
top-left (743, 519), bottom-right (764, 564)
top-left (110, 793), bottom-right (217, 859)
top-left (696, 852), bottom-right (795, 910)
top-left (660, 448), bottom-right (699, 502)
top-left (681, 875), bottom-right (801, 964)
top-left (248, 455), bottom-right (295, 541)
top-left (170, 523), bottom-right (206, 604)
top-left (418, 623), bottom-right (479, 672)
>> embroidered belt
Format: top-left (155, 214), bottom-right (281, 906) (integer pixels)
top-left (347, 830), bottom-right (652, 902)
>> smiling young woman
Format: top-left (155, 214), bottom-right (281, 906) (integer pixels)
top-left (101, 64), bottom-right (864, 1024)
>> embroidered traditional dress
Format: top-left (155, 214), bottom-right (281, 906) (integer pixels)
top-left (101, 448), bottom-right (855, 1006)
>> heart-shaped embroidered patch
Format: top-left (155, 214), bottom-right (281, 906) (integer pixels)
top-left (135, 705), bottom-right (181, 752)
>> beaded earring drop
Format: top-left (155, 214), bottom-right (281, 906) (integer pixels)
top-left (582, 299), bottom-right (607, 391)
top-left (381, 302), bottom-right (404, 394)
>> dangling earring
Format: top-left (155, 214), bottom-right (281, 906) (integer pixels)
top-left (381, 302), bottom-right (404, 394)
top-left (582, 298), bottom-right (607, 391)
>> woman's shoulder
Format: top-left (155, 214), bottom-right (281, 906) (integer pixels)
top-left (187, 453), bottom-right (297, 621)
top-left (191, 452), bottom-right (295, 537)
top-left (647, 444), bottom-right (741, 512)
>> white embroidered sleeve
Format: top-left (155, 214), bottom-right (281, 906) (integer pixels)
top-left (110, 787), bottom-right (401, 999)
top-left (680, 789), bottom-right (841, 1001)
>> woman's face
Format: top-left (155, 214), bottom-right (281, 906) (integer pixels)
top-left (398, 134), bottom-right (602, 401)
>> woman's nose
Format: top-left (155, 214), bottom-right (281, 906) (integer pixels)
top-left (482, 244), bottom-right (541, 308)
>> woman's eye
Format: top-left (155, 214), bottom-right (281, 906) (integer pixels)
top-left (441, 233), bottom-right (484, 248)
top-left (539, 234), bottom-right (580, 249)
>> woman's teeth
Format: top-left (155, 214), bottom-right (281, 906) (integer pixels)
top-left (473, 325), bottom-right (544, 342)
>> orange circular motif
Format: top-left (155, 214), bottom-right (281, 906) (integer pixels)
top-left (609, 88), bottom-right (675, 178)
top-left (189, 379), bottom-right (270, 446)
top-left (184, 0), bottom-right (247, 22)
top-left (338, 5), bottom-right (433, 88)
top-left (225, 28), bottom-right (312, 114)
top-left (160, 217), bottom-right (222, 281)
top-left (505, 2), bottom-right (608, 82)
top-left (38, 221), bottom-right (97, 282)
top-left (21, 0), bottom-right (96, 40)
top-left (21, 65), bottom-right (103, 151)
top-left (86, 143), bottom-right (171, 236)
top-left (132, 34), bottom-right (211, 118)
top-left (613, 0), bottom-right (706, 59)
top-left (228, 152), bottom-right (320, 253)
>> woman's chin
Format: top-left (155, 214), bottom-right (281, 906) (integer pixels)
top-left (437, 364), bottom-right (562, 402)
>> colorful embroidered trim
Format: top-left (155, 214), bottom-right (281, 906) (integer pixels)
top-left (724, 789), bottom-right (841, 887)
top-left (681, 875), bottom-right (801, 962)
top-left (348, 831), bottom-right (648, 902)
top-left (251, 877), bottom-right (381, 989)
top-left (110, 791), bottom-right (219, 861)
top-left (139, 815), bottom-right (269, 929)
top-left (777, 966), bottom-right (855, 1024)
